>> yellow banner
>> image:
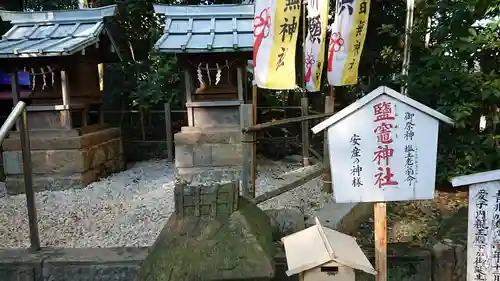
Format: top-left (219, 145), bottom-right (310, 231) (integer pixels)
top-left (264, 0), bottom-right (301, 89)
top-left (340, 0), bottom-right (370, 85)
top-left (304, 0), bottom-right (329, 91)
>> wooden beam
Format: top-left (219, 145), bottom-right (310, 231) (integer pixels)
top-left (242, 112), bottom-right (334, 133)
top-left (60, 69), bottom-right (72, 130)
top-left (309, 147), bottom-right (323, 162)
top-left (240, 104), bottom-right (253, 199)
top-left (251, 83), bottom-right (258, 198)
top-left (301, 97), bottom-right (310, 166)
top-left (252, 164), bottom-right (323, 205)
top-left (164, 103), bottom-right (173, 163)
top-left (184, 70), bottom-right (194, 127)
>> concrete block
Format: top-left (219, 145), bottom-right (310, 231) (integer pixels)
top-left (3, 150), bottom-right (85, 175)
top-left (43, 248), bottom-right (147, 281)
top-left (0, 246), bottom-right (296, 281)
top-left (83, 138), bottom-right (121, 170)
top-left (80, 128), bottom-right (121, 150)
top-left (306, 202), bottom-right (373, 234)
top-left (211, 144), bottom-right (242, 166)
top-left (3, 135), bottom-right (82, 151)
top-left (2, 151), bottom-right (22, 174)
top-left (175, 145), bottom-right (194, 168)
top-left (192, 106), bottom-right (240, 127)
top-left (5, 155), bottom-right (123, 195)
top-left (176, 166), bottom-right (242, 184)
top-left (5, 172), bottom-right (93, 194)
top-left (3, 126), bottom-right (123, 194)
top-left (8, 129), bottom-right (80, 140)
top-left (3, 128), bottom-right (121, 151)
top-left (175, 128), bottom-right (241, 145)
top-left (105, 156), bottom-right (125, 174)
top-left (0, 249), bottom-right (44, 281)
top-left (27, 111), bottom-right (71, 130)
top-left (193, 145), bottom-right (212, 166)
top-left (176, 181), bottom-right (239, 218)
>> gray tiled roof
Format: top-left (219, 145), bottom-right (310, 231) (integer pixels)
top-left (0, 5), bottom-right (120, 58)
top-left (153, 4), bottom-right (254, 53)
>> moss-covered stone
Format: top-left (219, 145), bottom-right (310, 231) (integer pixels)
top-left (134, 197), bottom-right (275, 281)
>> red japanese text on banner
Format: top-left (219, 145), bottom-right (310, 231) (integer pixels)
top-left (327, 0), bottom-right (370, 86)
top-left (254, 0), bottom-right (301, 89)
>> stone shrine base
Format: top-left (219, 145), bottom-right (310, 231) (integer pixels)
top-left (174, 126), bottom-right (242, 181)
top-left (2, 127), bottom-right (124, 194)
top-left (134, 197), bottom-right (275, 281)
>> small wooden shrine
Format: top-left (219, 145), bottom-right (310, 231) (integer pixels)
top-left (153, 4), bottom-right (253, 181)
top-left (135, 5), bottom-right (275, 281)
top-left (0, 5), bottom-right (124, 193)
top-left (282, 218), bottom-right (376, 281)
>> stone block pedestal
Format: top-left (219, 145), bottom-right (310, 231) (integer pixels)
top-left (2, 127), bottom-right (124, 194)
top-left (174, 126), bottom-right (243, 182)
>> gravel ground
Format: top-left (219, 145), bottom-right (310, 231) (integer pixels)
top-left (0, 156), bottom-right (330, 249)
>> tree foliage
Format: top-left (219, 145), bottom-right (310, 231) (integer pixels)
top-left (411, 0), bottom-right (499, 183)
top-left (355, 0), bottom-right (500, 183)
top-left (6, 0), bottom-right (500, 182)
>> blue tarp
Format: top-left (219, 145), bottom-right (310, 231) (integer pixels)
top-left (0, 72), bottom-right (30, 86)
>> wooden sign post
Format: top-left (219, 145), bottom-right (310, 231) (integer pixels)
top-left (311, 86), bottom-right (453, 281)
top-left (451, 170), bottom-right (500, 281)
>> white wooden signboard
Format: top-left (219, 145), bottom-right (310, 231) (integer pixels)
top-left (452, 170), bottom-right (500, 281)
top-left (312, 86), bottom-right (453, 203)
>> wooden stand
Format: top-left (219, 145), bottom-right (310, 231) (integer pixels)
top-left (374, 202), bottom-right (387, 281)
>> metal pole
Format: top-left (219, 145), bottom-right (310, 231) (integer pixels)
top-left (10, 72), bottom-right (40, 251)
top-left (0, 101), bottom-right (26, 144)
top-left (401, 0), bottom-right (415, 95)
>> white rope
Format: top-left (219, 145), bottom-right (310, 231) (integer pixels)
top-left (22, 65), bottom-right (58, 90)
top-left (215, 63), bottom-right (221, 85)
top-left (196, 63), bottom-right (203, 86)
top-left (187, 59), bottom-right (238, 71)
top-left (206, 62), bottom-right (211, 85)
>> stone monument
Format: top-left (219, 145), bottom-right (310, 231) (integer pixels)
top-left (0, 5), bottom-right (124, 193)
top-left (134, 178), bottom-right (275, 281)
